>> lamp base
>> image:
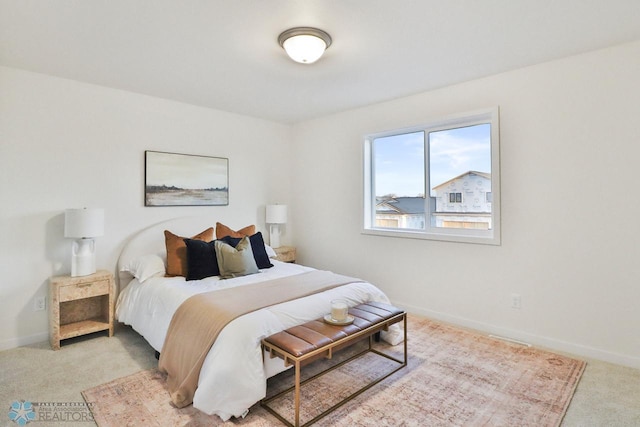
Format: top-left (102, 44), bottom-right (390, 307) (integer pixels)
top-left (269, 224), bottom-right (281, 248)
top-left (71, 239), bottom-right (96, 277)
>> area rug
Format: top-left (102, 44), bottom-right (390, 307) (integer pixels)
top-left (82, 315), bottom-right (585, 426)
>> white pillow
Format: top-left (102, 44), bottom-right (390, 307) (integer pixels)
top-left (120, 254), bottom-right (165, 283)
top-left (264, 244), bottom-right (277, 258)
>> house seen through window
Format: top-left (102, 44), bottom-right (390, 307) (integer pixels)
top-left (363, 108), bottom-right (500, 245)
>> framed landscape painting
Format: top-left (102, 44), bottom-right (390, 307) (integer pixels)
top-left (145, 151), bottom-right (229, 206)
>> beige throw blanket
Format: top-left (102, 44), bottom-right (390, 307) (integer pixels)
top-left (158, 270), bottom-right (361, 408)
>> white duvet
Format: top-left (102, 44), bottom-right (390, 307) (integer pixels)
top-left (116, 261), bottom-right (400, 421)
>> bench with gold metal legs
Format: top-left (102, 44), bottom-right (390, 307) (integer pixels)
top-left (261, 302), bottom-right (407, 427)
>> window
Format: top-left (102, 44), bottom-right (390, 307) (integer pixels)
top-left (363, 108), bottom-right (500, 245)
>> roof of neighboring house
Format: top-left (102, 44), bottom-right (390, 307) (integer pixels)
top-left (432, 171), bottom-right (491, 190)
top-left (376, 196), bottom-right (426, 215)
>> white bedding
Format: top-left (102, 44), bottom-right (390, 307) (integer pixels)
top-left (116, 260), bottom-right (400, 421)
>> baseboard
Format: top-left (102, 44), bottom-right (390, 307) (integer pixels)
top-left (396, 301), bottom-right (640, 370)
top-left (3, 305), bottom-right (638, 370)
top-left (0, 331), bottom-right (49, 352)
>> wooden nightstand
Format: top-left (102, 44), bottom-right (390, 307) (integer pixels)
top-left (274, 246), bottom-right (296, 263)
top-left (49, 270), bottom-right (115, 350)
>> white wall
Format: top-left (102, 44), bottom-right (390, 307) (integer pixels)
top-left (3, 40), bottom-right (639, 368)
top-left (0, 66), bottom-right (292, 350)
top-left (291, 41), bottom-right (640, 368)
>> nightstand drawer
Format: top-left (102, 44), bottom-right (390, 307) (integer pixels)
top-left (59, 279), bottom-right (110, 302)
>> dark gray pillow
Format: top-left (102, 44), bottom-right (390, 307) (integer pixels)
top-left (183, 238), bottom-right (220, 281)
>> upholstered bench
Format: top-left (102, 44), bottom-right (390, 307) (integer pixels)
top-left (261, 301), bottom-right (407, 427)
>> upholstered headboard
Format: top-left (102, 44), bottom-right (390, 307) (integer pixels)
top-left (117, 216), bottom-right (230, 290)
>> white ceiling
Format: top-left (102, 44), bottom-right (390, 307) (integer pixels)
top-left (2, 1), bottom-right (640, 124)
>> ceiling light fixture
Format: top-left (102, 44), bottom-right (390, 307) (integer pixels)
top-left (278, 27), bottom-right (332, 64)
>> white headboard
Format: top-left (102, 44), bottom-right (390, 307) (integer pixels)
top-left (117, 216), bottom-right (230, 290)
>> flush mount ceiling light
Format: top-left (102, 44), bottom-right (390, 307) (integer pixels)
top-left (278, 27), bottom-right (332, 64)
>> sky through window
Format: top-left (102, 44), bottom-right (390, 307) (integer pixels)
top-left (374, 124), bottom-right (491, 197)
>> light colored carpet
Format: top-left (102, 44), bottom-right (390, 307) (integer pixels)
top-left (82, 316), bottom-right (585, 426)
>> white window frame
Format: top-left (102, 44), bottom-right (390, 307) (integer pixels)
top-left (362, 107), bottom-right (501, 245)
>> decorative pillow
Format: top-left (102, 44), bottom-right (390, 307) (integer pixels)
top-left (215, 222), bottom-right (256, 239)
top-left (164, 227), bottom-right (214, 277)
top-left (120, 254), bottom-right (165, 283)
top-left (221, 232), bottom-right (273, 269)
top-left (264, 244), bottom-right (277, 259)
top-left (214, 237), bottom-right (259, 279)
top-left (184, 239), bottom-right (220, 281)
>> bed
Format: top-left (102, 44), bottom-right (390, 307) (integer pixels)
top-left (115, 216), bottom-right (402, 421)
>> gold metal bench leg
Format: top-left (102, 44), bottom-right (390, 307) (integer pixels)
top-left (404, 314), bottom-right (408, 364)
top-left (295, 361), bottom-right (301, 427)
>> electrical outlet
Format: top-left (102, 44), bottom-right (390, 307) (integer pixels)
top-left (511, 293), bottom-right (522, 310)
top-left (34, 296), bottom-right (46, 311)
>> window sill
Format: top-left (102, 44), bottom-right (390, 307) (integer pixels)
top-left (361, 227), bottom-right (500, 246)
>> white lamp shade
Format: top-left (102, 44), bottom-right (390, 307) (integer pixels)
top-left (282, 35), bottom-right (327, 64)
top-left (65, 208), bottom-right (104, 238)
top-left (266, 205), bottom-right (287, 224)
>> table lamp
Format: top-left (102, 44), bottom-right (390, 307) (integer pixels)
top-left (266, 204), bottom-right (287, 248)
top-left (64, 208), bottom-right (104, 277)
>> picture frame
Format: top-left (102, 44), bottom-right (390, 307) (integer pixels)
top-left (144, 150), bottom-right (229, 206)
